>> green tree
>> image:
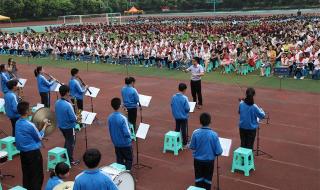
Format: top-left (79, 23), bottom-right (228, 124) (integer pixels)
top-left (23, 0), bottom-right (45, 17)
top-left (2, 0), bottom-right (24, 18)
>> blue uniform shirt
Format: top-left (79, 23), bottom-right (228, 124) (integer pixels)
top-left (189, 127), bottom-right (223, 161)
top-left (45, 176), bottom-right (63, 190)
top-left (1, 72), bottom-right (11, 94)
top-left (69, 77), bottom-right (86, 100)
top-left (107, 112), bottom-right (132, 148)
top-left (55, 99), bottom-right (77, 129)
top-left (73, 169), bottom-right (118, 190)
top-left (121, 85), bottom-right (139, 109)
top-left (238, 101), bottom-right (265, 130)
top-left (37, 74), bottom-right (54, 93)
top-left (4, 90), bottom-right (20, 119)
top-left (15, 118), bottom-right (44, 152)
top-left (171, 93), bottom-right (190, 120)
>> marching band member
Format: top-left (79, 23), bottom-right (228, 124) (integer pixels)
top-left (185, 57), bottom-right (204, 109)
top-left (238, 87), bottom-right (266, 149)
top-left (45, 162), bottom-right (70, 190)
top-left (34, 66), bottom-right (56, 107)
top-left (108, 97), bottom-right (133, 170)
top-left (73, 149), bottom-right (118, 190)
top-left (4, 80), bottom-right (20, 136)
top-left (0, 64), bottom-right (11, 94)
top-left (69, 68), bottom-right (88, 111)
top-left (55, 85), bottom-right (80, 166)
top-left (121, 77), bottom-right (140, 131)
top-left (15, 101), bottom-right (49, 190)
top-left (171, 83), bottom-right (190, 147)
top-left (189, 113), bottom-right (223, 190)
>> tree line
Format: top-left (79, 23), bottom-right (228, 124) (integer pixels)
top-left (0, 0), bottom-right (319, 19)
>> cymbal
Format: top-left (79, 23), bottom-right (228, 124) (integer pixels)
top-left (31, 107), bottom-right (56, 136)
top-left (53, 181), bottom-right (74, 190)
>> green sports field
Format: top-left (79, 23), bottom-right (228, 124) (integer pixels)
top-left (0, 55), bottom-right (319, 93)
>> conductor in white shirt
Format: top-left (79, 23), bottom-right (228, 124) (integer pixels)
top-left (186, 57), bottom-right (204, 109)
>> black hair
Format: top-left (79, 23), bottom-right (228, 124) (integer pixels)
top-left (8, 58), bottom-right (13, 64)
top-left (83, 148), bottom-right (101, 169)
top-left (50, 162), bottom-right (70, 178)
top-left (125, 77), bottom-right (131, 85)
top-left (193, 57), bottom-right (200, 64)
top-left (6, 79), bottom-right (18, 90)
top-left (244, 87), bottom-right (255, 106)
top-left (71, 68), bottom-right (79, 76)
top-left (200, 112), bottom-right (211, 126)
top-left (59, 85), bottom-right (70, 97)
top-left (0, 64), bottom-right (5, 72)
top-left (17, 101), bottom-right (29, 115)
top-left (111, 97), bottom-right (121, 110)
top-left (34, 66), bottom-right (42, 77)
top-left (178, 83), bottom-right (187, 92)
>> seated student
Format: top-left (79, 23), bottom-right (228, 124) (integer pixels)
top-left (260, 53), bottom-right (271, 76)
top-left (312, 55), bottom-right (320, 80)
top-left (45, 162), bottom-right (70, 190)
top-left (73, 148), bottom-right (118, 190)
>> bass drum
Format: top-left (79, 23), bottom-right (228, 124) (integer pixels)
top-left (101, 166), bottom-right (135, 190)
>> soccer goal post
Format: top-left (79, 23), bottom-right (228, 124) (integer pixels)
top-left (57, 13), bottom-right (122, 25)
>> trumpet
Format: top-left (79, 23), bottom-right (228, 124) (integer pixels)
top-left (76, 76), bottom-right (92, 95)
top-left (42, 72), bottom-right (63, 85)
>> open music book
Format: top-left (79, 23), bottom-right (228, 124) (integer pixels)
top-left (81, 111), bottom-right (97, 125)
top-left (18, 78), bottom-right (27, 88)
top-left (219, 137), bottom-right (232, 157)
top-left (85, 87), bottom-right (100, 98)
top-left (138, 94), bottom-right (152, 107)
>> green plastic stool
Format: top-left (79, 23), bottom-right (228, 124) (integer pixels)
top-left (129, 123), bottom-right (136, 141)
top-left (0, 136), bottom-right (20, 160)
top-left (224, 64), bottom-right (233, 74)
top-left (187, 186), bottom-right (205, 190)
top-left (231, 147), bottom-right (255, 176)
top-left (8, 186), bottom-right (27, 190)
top-left (265, 67), bottom-right (271, 77)
top-left (255, 60), bottom-right (262, 69)
top-left (0, 183), bottom-right (2, 190)
top-left (0, 106), bottom-right (5, 114)
top-left (110, 162), bottom-right (126, 171)
top-left (248, 65), bottom-right (255, 72)
top-left (163, 131), bottom-right (183, 156)
top-left (47, 147), bottom-right (71, 171)
top-left (238, 64), bottom-right (249, 75)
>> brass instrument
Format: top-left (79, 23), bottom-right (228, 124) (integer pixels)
top-left (31, 107), bottom-right (56, 136)
top-left (73, 97), bottom-right (82, 124)
top-left (76, 76), bottom-right (92, 95)
top-left (42, 72), bottom-right (63, 85)
top-left (8, 72), bottom-right (24, 101)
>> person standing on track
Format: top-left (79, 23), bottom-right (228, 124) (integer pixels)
top-left (238, 87), bottom-right (266, 149)
top-left (185, 57), bottom-right (204, 109)
top-left (171, 83), bottom-right (190, 147)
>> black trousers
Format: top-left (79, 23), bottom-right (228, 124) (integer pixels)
top-left (60, 128), bottom-right (76, 162)
top-left (20, 149), bottom-right (44, 190)
top-left (191, 80), bottom-right (203, 105)
top-left (175, 119), bottom-right (188, 145)
top-left (10, 117), bottom-right (19, 137)
top-left (71, 98), bottom-right (84, 110)
top-left (194, 159), bottom-right (214, 190)
top-left (239, 128), bottom-right (257, 150)
top-left (115, 146), bottom-right (133, 170)
top-left (127, 108), bottom-right (137, 131)
top-left (40, 92), bottom-right (50, 108)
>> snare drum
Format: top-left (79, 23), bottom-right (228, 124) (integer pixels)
top-left (0, 151), bottom-right (8, 163)
top-left (100, 165), bottom-right (135, 190)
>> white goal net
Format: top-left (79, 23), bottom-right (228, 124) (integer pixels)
top-left (57, 13), bottom-right (122, 25)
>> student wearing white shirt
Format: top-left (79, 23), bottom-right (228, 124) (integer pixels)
top-left (312, 55), bottom-right (320, 80)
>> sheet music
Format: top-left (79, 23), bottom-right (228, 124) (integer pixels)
top-left (81, 110), bottom-right (97, 125)
top-left (0, 98), bottom-right (4, 107)
top-left (219, 137), bottom-right (232, 157)
top-left (136, 123), bottom-right (150, 139)
top-left (50, 82), bottom-right (61, 92)
top-left (85, 87), bottom-right (100, 98)
top-left (17, 78), bottom-right (27, 88)
top-left (138, 94), bottom-right (152, 107)
top-left (189, 102), bottom-right (196, 112)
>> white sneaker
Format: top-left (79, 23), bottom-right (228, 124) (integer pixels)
top-left (294, 76), bottom-right (297, 79)
top-left (300, 76), bottom-right (304, 80)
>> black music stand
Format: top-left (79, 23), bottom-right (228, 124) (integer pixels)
top-left (81, 111), bottom-right (96, 150)
top-left (254, 113), bottom-right (272, 158)
top-left (85, 87), bottom-right (101, 126)
top-left (133, 107), bottom-right (152, 170)
top-left (215, 137), bottom-right (232, 190)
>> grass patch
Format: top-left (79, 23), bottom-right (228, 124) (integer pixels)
top-left (1, 55), bottom-right (319, 93)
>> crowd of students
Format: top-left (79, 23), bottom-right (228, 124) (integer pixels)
top-left (0, 14), bottom-right (319, 79)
